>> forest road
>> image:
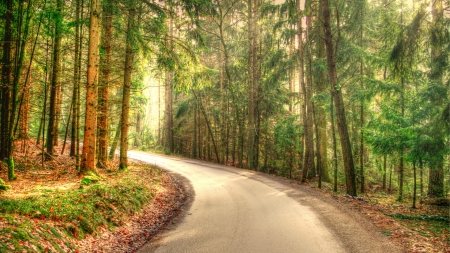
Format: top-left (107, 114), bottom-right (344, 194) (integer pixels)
top-left (129, 151), bottom-right (402, 253)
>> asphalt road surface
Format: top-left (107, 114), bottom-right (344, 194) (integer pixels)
top-left (130, 151), bottom-right (401, 253)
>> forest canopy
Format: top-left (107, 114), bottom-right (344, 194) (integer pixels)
top-left (0, 0), bottom-right (449, 206)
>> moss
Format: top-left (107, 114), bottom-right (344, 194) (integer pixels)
top-left (7, 158), bottom-right (16, 181)
top-left (0, 178), bottom-right (11, 192)
top-left (0, 164), bottom-right (160, 250)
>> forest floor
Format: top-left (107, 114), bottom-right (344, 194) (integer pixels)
top-left (309, 181), bottom-right (449, 253)
top-left (0, 140), bottom-right (187, 252)
top-left (0, 139), bottom-right (448, 252)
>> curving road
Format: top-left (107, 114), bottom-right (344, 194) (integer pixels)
top-left (129, 151), bottom-right (400, 253)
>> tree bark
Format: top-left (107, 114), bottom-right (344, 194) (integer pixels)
top-left (428, 160), bottom-right (444, 197)
top-left (427, 0), bottom-right (444, 198)
top-left (0, 0), bottom-right (13, 171)
top-left (81, 0), bottom-right (101, 173)
top-left (46, 0), bottom-right (63, 156)
top-left (382, 155), bottom-right (387, 190)
top-left (247, 0), bottom-right (259, 170)
top-left (359, 4), bottom-right (365, 193)
top-left (412, 161), bottom-right (417, 208)
top-left (70, 0), bottom-right (81, 157)
top-left (97, 1), bottom-right (113, 167)
top-left (119, 6), bottom-right (136, 170)
top-left (109, 121), bottom-right (121, 160)
top-left (321, 0), bottom-right (357, 196)
top-left (331, 93), bottom-right (338, 192)
top-left (316, 4), bottom-right (331, 182)
top-left (301, 1), bottom-right (315, 181)
top-left (164, 18), bottom-right (174, 154)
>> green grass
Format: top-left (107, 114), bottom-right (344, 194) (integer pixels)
top-left (0, 165), bottom-right (161, 252)
top-left (387, 213), bottom-right (450, 237)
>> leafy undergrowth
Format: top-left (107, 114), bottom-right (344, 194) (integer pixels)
top-left (0, 140), bottom-right (165, 252)
top-left (314, 181), bottom-right (449, 253)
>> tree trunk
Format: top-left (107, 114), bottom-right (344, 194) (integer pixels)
top-left (316, 5), bottom-right (331, 182)
top-left (109, 121), bottom-right (121, 160)
top-left (97, 1), bottom-right (113, 167)
top-left (427, 0), bottom-right (445, 199)
top-left (192, 101), bottom-right (198, 158)
top-left (14, 1), bottom-right (33, 142)
top-left (46, 0), bottom-right (63, 157)
top-left (18, 69), bottom-right (30, 140)
top-left (164, 17), bottom-right (174, 154)
top-left (359, 4), bottom-right (365, 193)
top-left (119, 6), bottom-right (136, 171)
top-left (0, 0), bottom-right (13, 173)
top-left (398, 79), bottom-right (405, 201)
top-left (382, 155), bottom-right (387, 190)
top-left (428, 160), bottom-right (444, 197)
top-left (331, 94), bottom-right (338, 192)
top-left (301, 3), bottom-right (315, 181)
top-left (53, 76), bottom-right (62, 147)
top-left (70, 0), bottom-right (81, 157)
top-left (412, 161), bottom-right (417, 208)
top-left (419, 158), bottom-right (423, 203)
top-left (193, 91), bottom-right (221, 163)
top-left (247, 0), bottom-right (259, 171)
top-left (81, 0), bottom-right (101, 173)
top-left (321, 0), bottom-right (357, 196)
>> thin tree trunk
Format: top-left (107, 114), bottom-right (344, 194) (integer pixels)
top-left (164, 17), bottom-right (174, 154)
top-left (331, 94), bottom-right (338, 192)
top-left (97, 1), bottom-right (113, 167)
top-left (247, 0), bottom-right (259, 171)
top-left (158, 78), bottom-right (162, 145)
top-left (321, 0), bottom-right (357, 196)
top-left (316, 4), bottom-right (331, 182)
top-left (70, 0), bottom-right (81, 156)
top-left (412, 161), bottom-right (417, 208)
top-left (81, 0), bottom-right (101, 173)
top-left (193, 91), bottom-right (221, 164)
top-left (313, 103), bottom-right (321, 187)
top-left (119, 5), bottom-right (136, 170)
top-left (109, 121), bottom-right (121, 160)
top-left (389, 162), bottom-right (393, 193)
top-left (428, 160), bottom-right (444, 197)
top-left (75, 4), bottom-right (83, 170)
top-left (53, 76), bottom-right (62, 147)
top-left (46, 0), bottom-right (63, 157)
top-left (398, 78), bottom-right (405, 201)
top-left (427, 0), bottom-right (445, 198)
top-left (13, 0), bottom-right (33, 141)
top-left (40, 24), bottom-right (51, 166)
top-left (61, 102), bottom-right (72, 154)
top-left (419, 158), bottom-right (423, 203)
top-left (0, 0), bottom-right (13, 177)
top-left (359, 4), bottom-right (365, 193)
top-left (192, 101), bottom-right (198, 158)
top-left (301, 3), bottom-right (315, 181)
top-left (288, 23), bottom-right (295, 113)
top-left (382, 154), bottom-right (387, 189)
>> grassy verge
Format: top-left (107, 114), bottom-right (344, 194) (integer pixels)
top-left (387, 213), bottom-right (450, 238)
top-left (0, 164), bottom-right (162, 252)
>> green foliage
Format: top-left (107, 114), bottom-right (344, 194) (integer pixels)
top-left (389, 8), bottom-right (426, 78)
top-left (273, 116), bottom-right (302, 177)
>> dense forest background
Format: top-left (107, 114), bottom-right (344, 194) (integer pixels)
top-left (0, 0), bottom-right (449, 206)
